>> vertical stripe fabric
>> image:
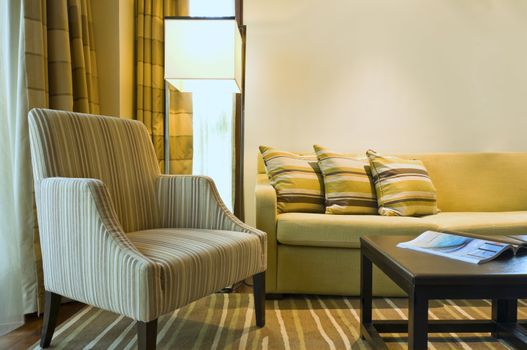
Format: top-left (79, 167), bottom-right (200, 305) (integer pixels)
top-left (135, 0), bottom-right (193, 174)
top-left (29, 108), bottom-right (160, 232)
top-left (127, 228), bottom-right (263, 315)
top-left (36, 177), bottom-right (161, 322)
top-left (367, 150), bottom-right (439, 216)
top-left (29, 108), bottom-right (266, 323)
top-left (157, 174), bottom-right (267, 269)
top-left (314, 145), bottom-right (377, 215)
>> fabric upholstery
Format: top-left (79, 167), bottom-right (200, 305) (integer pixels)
top-left (314, 145), bottom-right (377, 215)
top-left (136, 0), bottom-right (193, 174)
top-left (157, 175), bottom-right (266, 270)
top-left (260, 152), bottom-right (527, 212)
top-left (35, 177), bottom-right (160, 322)
top-left (255, 174), bottom-right (278, 292)
top-left (276, 212), bottom-right (527, 250)
top-left (402, 152), bottom-right (527, 212)
top-left (29, 108), bottom-right (266, 322)
top-left (260, 146), bottom-right (325, 213)
top-left (277, 213), bottom-right (438, 248)
top-left (256, 150), bottom-right (527, 296)
top-left (29, 108), bottom-right (160, 232)
top-left (277, 245), bottom-right (404, 296)
top-left (422, 212), bottom-right (527, 235)
top-left (367, 150), bottom-right (439, 216)
top-left (128, 228), bottom-right (263, 315)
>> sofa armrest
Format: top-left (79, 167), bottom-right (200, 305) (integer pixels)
top-left (255, 173), bottom-right (278, 292)
top-left (157, 175), bottom-right (267, 271)
top-left (36, 178), bottom-right (161, 321)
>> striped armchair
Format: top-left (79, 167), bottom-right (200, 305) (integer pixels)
top-left (29, 109), bottom-right (266, 350)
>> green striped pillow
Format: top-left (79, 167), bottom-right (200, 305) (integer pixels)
top-left (366, 150), bottom-right (439, 216)
top-left (260, 146), bottom-right (325, 213)
top-left (314, 145), bottom-right (377, 215)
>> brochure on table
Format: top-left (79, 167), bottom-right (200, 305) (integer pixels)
top-left (397, 230), bottom-right (527, 264)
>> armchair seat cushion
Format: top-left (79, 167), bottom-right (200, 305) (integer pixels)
top-left (127, 228), bottom-right (263, 313)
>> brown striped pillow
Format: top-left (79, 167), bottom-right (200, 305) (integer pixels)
top-left (314, 145), bottom-right (377, 215)
top-left (260, 146), bottom-right (325, 213)
top-left (367, 150), bottom-right (439, 216)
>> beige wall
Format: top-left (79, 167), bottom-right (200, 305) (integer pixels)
top-left (91, 0), bottom-right (134, 118)
top-left (244, 0), bottom-right (527, 225)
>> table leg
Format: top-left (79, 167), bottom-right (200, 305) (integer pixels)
top-left (492, 298), bottom-right (517, 337)
top-left (408, 289), bottom-right (428, 350)
top-left (360, 251), bottom-right (373, 339)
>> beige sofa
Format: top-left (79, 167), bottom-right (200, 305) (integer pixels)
top-left (255, 152), bottom-right (527, 296)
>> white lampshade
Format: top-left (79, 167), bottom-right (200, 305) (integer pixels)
top-left (164, 18), bottom-right (242, 93)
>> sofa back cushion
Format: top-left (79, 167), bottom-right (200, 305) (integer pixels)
top-left (404, 152), bottom-right (527, 212)
top-left (258, 151), bottom-right (527, 212)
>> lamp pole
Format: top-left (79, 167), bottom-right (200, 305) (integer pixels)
top-left (234, 0), bottom-right (246, 220)
top-left (164, 81), bottom-right (171, 174)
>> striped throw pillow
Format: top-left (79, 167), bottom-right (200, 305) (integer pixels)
top-left (260, 146), bottom-right (325, 213)
top-left (314, 145), bottom-right (377, 215)
top-left (366, 150), bottom-right (439, 216)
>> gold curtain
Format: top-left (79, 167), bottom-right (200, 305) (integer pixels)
top-left (136, 0), bottom-right (193, 174)
top-left (23, 0), bottom-right (100, 312)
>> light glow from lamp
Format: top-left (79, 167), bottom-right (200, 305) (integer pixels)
top-left (164, 18), bottom-right (242, 93)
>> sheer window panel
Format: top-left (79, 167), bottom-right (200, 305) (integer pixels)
top-left (192, 92), bottom-right (235, 211)
top-left (0, 0), bottom-right (25, 335)
top-left (189, 0), bottom-right (236, 211)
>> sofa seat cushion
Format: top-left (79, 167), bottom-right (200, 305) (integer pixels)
top-left (127, 228), bottom-right (263, 313)
top-left (422, 212), bottom-right (527, 235)
top-left (277, 213), bottom-right (439, 248)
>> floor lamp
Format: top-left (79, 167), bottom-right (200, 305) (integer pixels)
top-left (164, 16), bottom-right (243, 211)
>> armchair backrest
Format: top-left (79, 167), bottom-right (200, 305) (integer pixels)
top-left (29, 108), bottom-right (160, 232)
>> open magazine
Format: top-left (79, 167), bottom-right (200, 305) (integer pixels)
top-left (397, 230), bottom-right (527, 264)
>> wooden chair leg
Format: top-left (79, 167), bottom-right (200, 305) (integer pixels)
top-left (253, 272), bottom-right (266, 327)
top-left (137, 319), bottom-right (157, 350)
top-left (40, 291), bottom-right (61, 348)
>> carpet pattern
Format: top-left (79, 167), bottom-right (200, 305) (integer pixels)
top-left (31, 294), bottom-right (523, 349)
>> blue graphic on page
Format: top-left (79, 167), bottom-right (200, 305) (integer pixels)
top-left (413, 234), bottom-right (472, 253)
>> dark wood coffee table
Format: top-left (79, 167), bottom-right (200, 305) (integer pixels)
top-left (360, 235), bottom-right (527, 350)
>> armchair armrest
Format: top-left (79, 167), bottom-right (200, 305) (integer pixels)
top-left (255, 174), bottom-right (278, 292)
top-left (36, 178), bottom-right (161, 321)
top-left (157, 175), bottom-right (267, 268)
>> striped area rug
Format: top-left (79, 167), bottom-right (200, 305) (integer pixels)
top-left (31, 294), bottom-right (522, 349)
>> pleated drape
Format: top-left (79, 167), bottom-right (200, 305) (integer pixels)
top-left (22, 0), bottom-right (100, 312)
top-left (136, 0), bottom-right (193, 174)
top-left (24, 0), bottom-right (100, 112)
